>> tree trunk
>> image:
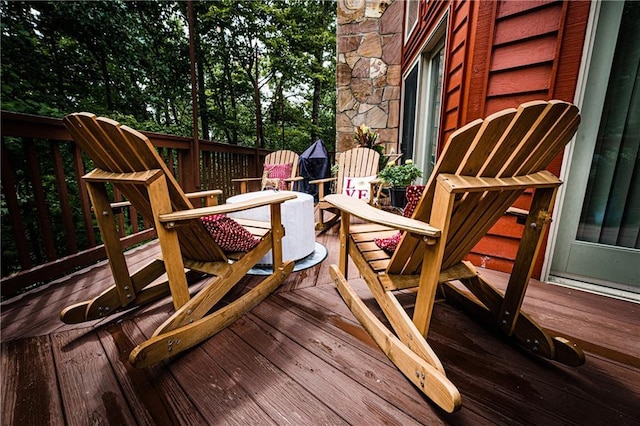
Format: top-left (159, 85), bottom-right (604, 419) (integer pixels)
top-left (252, 47), bottom-right (264, 148)
top-left (311, 75), bottom-right (321, 143)
top-left (96, 48), bottom-right (113, 110)
top-left (197, 38), bottom-right (209, 140)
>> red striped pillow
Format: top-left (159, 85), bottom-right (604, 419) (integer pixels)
top-left (374, 185), bottom-right (426, 253)
top-left (262, 163), bottom-right (292, 190)
top-left (201, 214), bottom-right (260, 252)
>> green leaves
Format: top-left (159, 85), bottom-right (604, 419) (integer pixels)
top-left (1, 0), bottom-right (336, 150)
top-left (378, 160), bottom-right (424, 187)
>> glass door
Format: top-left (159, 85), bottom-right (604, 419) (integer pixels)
top-left (550, 1), bottom-right (640, 295)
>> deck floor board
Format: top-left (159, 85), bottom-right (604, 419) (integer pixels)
top-left (2, 233), bottom-right (639, 425)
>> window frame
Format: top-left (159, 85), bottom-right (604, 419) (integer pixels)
top-left (399, 13), bottom-right (448, 182)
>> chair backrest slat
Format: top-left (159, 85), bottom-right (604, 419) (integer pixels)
top-left (388, 100), bottom-right (580, 275)
top-left (335, 147), bottom-right (380, 194)
top-left (456, 109), bottom-right (518, 177)
top-left (64, 112), bottom-right (226, 262)
top-left (265, 150), bottom-right (300, 179)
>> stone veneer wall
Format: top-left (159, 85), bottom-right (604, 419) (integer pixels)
top-left (336, 0), bottom-right (402, 153)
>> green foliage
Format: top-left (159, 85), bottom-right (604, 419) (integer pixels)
top-left (354, 124), bottom-right (379, 148)
top-left (353, 124), bottom-right (387, 169)
top-left (378, 160), bottom-right (424, 188)
top-left (1, 0), bottom-right (336, 148)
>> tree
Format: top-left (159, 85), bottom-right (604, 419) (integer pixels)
top-left (1, 0), bottom-right (337, 150)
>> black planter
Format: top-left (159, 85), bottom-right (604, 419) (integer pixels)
top-left (390, 187), bottom-right (407, 208)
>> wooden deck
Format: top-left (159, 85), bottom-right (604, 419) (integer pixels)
top-left (2, 229), bottom-right (639, 425)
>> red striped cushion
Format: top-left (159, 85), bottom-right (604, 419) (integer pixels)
top-left (374, 185), bottom-right (426, 253)
top-left (262, 163), bottom-right (292, 190)
top-left (201, 214), bottom-right (260, 252)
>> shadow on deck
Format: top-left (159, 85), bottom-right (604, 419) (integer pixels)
top-left (2, 229), bottom-right (639, 425)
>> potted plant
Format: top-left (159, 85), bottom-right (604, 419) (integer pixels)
top-left (378, 159), bottom-right (423, 207)
top-left (353, 124), bottom-right (389, 169)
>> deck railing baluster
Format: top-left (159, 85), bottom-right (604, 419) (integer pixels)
top-left (1, 138), bottom-right (31, 271)
top-left (72, 143), bottom-right (96, 247)
top-left (52, 141), bottom-right (78, 255)
top-left (24, 137), bottom-right (57, 262)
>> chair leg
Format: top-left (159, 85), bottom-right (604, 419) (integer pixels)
top-left (443, 270), bottom-right (585, 367)
top-left (129, 261), bottom-right (294, 368)
top-left (499, 187), bottom-right (557, 335)
top-left (85, 182), bottom-right (136, 306)
top-left (330, 265), bottom-right (461, 413)
top-left (153, 236), bottom-right (275, 334)
top-left (315, 206), bottom-right (340, 234)
top-left (148, 177), bottom-right (191, 309)
top-left (440, 185), bottom-right (586, 367)
top-left (60, 260), bottom-right (201, 324)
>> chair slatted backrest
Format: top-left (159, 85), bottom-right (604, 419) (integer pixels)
top-left (265, 150), bottom-right (300, 180)
top-left (335, 147), bottom-right (380, 194)
top-left (388, 100), bottom-right (580, 274)
top-left (64, 112), bottom-right (226, 262)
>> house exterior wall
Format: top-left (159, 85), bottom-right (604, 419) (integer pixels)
top-left (336, 0), bottom-right (590, 278)
top-left (336, 0), bottom-right (402, 153)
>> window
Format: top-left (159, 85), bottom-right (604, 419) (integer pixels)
top-left (400, 65), bottom-right (419, 166)
top-left (405, 0), bottom-right (419, 42)
top-left (400, 17), bottom-right (447, 180)
top-left (422, 43), bottom-right (445, 175)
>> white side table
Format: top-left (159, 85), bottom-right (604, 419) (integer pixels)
top-left (226, 190), bottom-right (315, 266)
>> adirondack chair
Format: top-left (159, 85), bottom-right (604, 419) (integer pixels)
top-left (61, 113), bottom-right (297, 368)
top-left (310, 147), bottom-right (380, 232)
top-left (325, 100), bottom-right (584, 412)
top-left (233, 149), bottom-right (303, 193)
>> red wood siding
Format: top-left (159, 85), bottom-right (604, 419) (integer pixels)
top-left (401, 0), bottom-right (590, 277)
top-left (484, 1), bottom-right (565, 114)
top-left (441, 0), bottom-right (473, 145)
top-left (469, 0), bottom-right (589, 277)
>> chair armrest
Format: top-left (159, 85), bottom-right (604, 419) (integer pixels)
top-left (186, 189), bottom-right (223, 207)
top-left (325, 194), bottom-right (440, 238)
top-left (159, 192), bottom-right (297, 224)
top-left (283, 176), bottom-right (304, 182)
top-left (231, 177), bottom-right (262, 183)
top-left (109, 190), bottom-right (223, 209)
top-left (308, 177), bottom-right (337, 185)
top-left (185, 189), bottom-right (223, 199)
top-left (438, 170), bottom-right (561, 193)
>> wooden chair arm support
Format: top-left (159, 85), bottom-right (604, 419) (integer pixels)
top-left (159, 192), bottom-right (297, 224)
top-left (309, 176), bottom-right (337, 202)
top-left (186, 189), bottom-right (223, 207)
top-left (185, 189), bottom-right (223, 199)
top-left (231, 177), bottom-right (263, 183)
top-left (308, 176), bottom-right (337, 185)
top-left (325, 194), bottom-right (440, 238)
top-left (107, 191), bottom-right (222, 211)
top-left (438, 170), bottom-right (561, 193)
top-left (283, 176), bottom-right (304, 183)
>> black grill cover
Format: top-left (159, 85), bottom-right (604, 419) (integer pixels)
top-left (298, 139), bottom-right (331, 202)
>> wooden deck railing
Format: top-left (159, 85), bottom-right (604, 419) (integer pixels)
top-left (0, 111), bottom-right (270, 299)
